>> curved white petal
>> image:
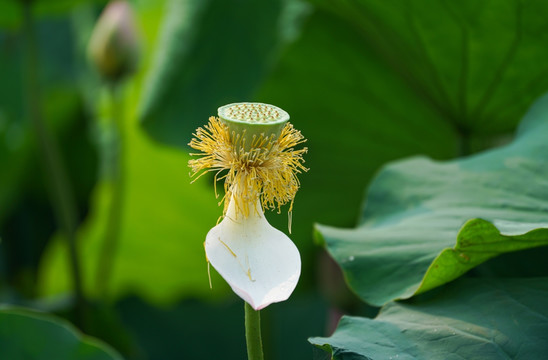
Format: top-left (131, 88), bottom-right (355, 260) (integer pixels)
top-left (205, 200), bottom-right (301, 310)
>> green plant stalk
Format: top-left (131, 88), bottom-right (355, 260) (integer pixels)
top-left (95, 84), bottom-right (126, 296)
top-left (245, 302), bottom-right (264, 360)
top-left (21, 0), bottom-right (85, 324)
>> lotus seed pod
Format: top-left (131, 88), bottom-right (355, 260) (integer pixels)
top-left (218, 103), bottom-right (290, 150)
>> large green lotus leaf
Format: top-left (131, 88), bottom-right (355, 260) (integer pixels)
top-left (255, 0), bottom-right (548, 248)
top-left (310, 277), bottom-right (548, 360)
top-left (37, 0), bottom-right (230, 304)
top-left (138, 0), bottom-right (309, 146)
top-left (316, 93), bottom-right (548, 307)
top-left (255, 8), bottom-right (458, 269)
top-left (0, 306), bottom-right (123, 360)
top-left (310, 0), bottom-right (548, 135)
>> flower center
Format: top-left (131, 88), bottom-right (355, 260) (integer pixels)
top-left (190, 104), bottom-right (307, 222)
top-left (218, 103), bottom-right (290, 144)
top-left (218, 103), bottom-right (289, 124)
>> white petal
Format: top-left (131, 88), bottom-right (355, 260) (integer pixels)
top-left (205, 200), bottom-right (301, 310)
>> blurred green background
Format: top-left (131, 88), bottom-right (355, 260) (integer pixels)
top-left (2, 0), bottom-right (548, 358)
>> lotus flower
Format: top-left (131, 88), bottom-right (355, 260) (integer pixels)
top-left (189, 103), bottom-right (308, 309)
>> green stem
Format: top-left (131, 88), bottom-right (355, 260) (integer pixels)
top-left (245, 302), bottom-right (264, 360)
top-left (21, 0), bottom-right (85, 325)
top-left (95, 84), bottom-right (126, 297)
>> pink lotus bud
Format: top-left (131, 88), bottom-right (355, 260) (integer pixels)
top-left (87, 0), bottom-right (139, 82)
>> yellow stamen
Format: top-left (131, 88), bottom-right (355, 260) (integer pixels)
top-left (204, 241), bottom-right (212, 289)
top-left (189, 117), bottom-right (308, 218)
top-left (207, 262), bottom-right (212, 289)
top-left (219, 237), bottom-right (237, 257)
top-left (218, 237), bottom-right (255, 281)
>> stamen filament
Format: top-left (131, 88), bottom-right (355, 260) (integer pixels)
top-left (189, 116), bottom-right (308, 219)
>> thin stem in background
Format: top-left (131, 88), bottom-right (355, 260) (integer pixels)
top-left (95, 84), bottom-right (126, 297)
top-left (245, 302), bottom-right (264, 360)
top-left (21, 0), bottom-right (85, 326)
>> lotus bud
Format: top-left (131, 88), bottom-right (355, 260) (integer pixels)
top-left (87, 0), bottom-right (139, 82)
